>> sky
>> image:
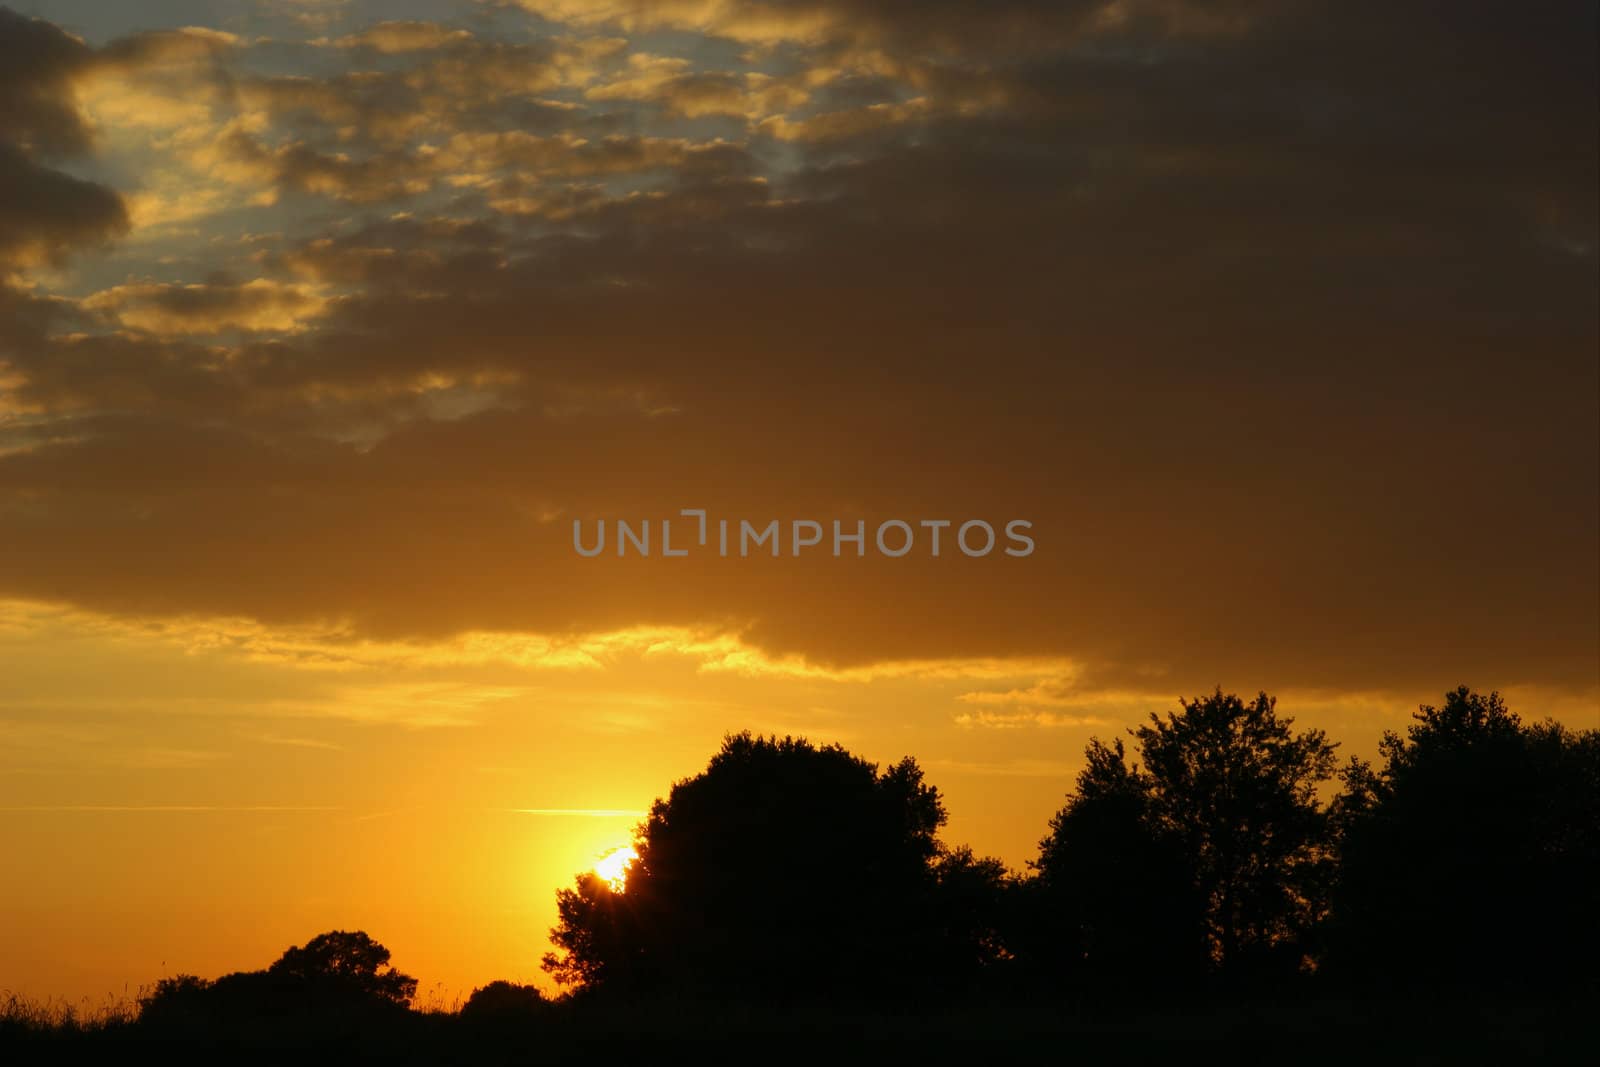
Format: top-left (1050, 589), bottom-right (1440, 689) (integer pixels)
top-left (1, 0), bottom-right (1596, 1005)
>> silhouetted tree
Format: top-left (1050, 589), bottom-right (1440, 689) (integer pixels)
top-left (138, 930), bottom-right (416, 1033)
top-left (1033, 690), bottom-right (1338, 984)
top-left (928, 846), bottom-right (1016, 985)
top-left (1137, 690), bottom-right (1338, 974)
top-left (268, 930), bottom-right (418, 1006)
top-left (543, 732), bottom-right (996, 1001)
top-left (1029, 738), bottom-right (1208, 988)
top-left (1329, 687), bottom-right (1600, 990)
top-left (459, 981), bottom-right (548, 1027)
top-left (136, 974), bottom-right (213, 1030)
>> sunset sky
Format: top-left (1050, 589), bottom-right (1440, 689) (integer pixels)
top-left (1, 0), bottom-right (1596, 1004)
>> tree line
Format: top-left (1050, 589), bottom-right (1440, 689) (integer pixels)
top-left (97, 685), bottom-right (1595, 1045)
top-left (540, 686), bottom-right (1597, 1000)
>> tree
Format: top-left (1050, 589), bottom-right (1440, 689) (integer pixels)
top-left (459, 981), bottom-right (547, 1026)
top-left (268, 930), bottom-right (418, 1007)
top-left (137, 930), bottom-right (417, 1031)
top-left (542, 732), bottom-right (990, 1000)
top-left (1135, 690), bottom-right (1339, 973)
top-left (543, 871), bottom-right (642, 990)
top-left (1033, 690), bottom-right (1338, 983)
top-left (136, 974), bottom-right (213, 1029)
top-left (928, 846), bottom-right (1016, 985)
top-left (1329, 687), bottom-right (1600, 989)
top-left (1030, 738), bottom-right (1207, 988)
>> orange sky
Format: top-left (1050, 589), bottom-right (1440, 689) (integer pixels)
top-left (1, 0), bottom-right (1596, 1005)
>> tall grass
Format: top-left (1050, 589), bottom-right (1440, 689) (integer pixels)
top-left (0, 989), bottom-right (139, 1037)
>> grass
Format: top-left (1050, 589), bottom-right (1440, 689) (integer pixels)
top-left (2, 986), bottom-right (1595, 1064)
top-left (1, 989), bottom-right (139, 1037)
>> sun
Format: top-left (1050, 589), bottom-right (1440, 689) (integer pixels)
top-left (594, 845), bottom-right (638, 891)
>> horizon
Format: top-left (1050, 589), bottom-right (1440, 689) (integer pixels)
top-left (3, 683), bottom-right (1591, 1005)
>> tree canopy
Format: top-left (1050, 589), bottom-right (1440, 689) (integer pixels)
top-left (1034, 689), bottom-right (1340, 983)
top-left (543, 731), bottom-right (1005, 1000)
top-left (1029, 737), bottom-right (1207, 986)
top-left (1329, 687), bottom-right (1599, 989)
top-left (268, 930), bottom-right (418, 1006)
top-left (138, 930), bottom-right (418, 1031)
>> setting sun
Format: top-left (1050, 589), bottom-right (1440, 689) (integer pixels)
top-left (595, 846), bottom-right (639, 891)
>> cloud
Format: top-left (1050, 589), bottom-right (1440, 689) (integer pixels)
top-left (0, 7), bottom-right (95, 156)
top-left (0, 3), bottom-right (1593, 700)
top-left (953, 711), bottom-right (1112, 730)
top-left (0, 598), bottom-right (1082, 687)
top-left (514, 0), bottom-right (1109, 50)
top-left (757, 96), bottom-right (930, 141)
top-left (585, 55), bottom-right (812, 119)
top-left (259, 0), bottom-right (353, 32)
top-left (436, 129), bottom-right (742, 183)
top-left (82, 279), bottom-right (328, 335)
top-left (0, 144), bottom-right (127, 267)
top-left (96, 26), bottom-right (242, 66)
top-left (254, 733), bottom-right (344, 750)
top-left (0, 10), bottom-right (128, 267)
top-left (514, 0), bottom-right (1264, 59)
top-left (211, 126), bottom-right (435, 202)
top-left (332, 20), bottom-right (474, 54)
top-left (240, 34), bottom-right (624, 147)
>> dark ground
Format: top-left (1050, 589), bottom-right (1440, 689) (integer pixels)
top-left (3, 992), bottom-right (1594, 1065)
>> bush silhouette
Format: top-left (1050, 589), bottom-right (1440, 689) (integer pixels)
top-left (135, 974), bottom-right (213, 1030)
top-left (459, 981), bottom-right (548, 1027)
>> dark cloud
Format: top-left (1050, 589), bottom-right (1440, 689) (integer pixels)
top-left (0, 2), bottom-right (1593, 695)
top-left (0, 143), bottom-right (125, 266)
top-left (0, 8), bottom-right (127, 266)
top-left (0, 7), bottom-right (95, 156)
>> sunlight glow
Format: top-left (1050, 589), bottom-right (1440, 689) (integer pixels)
top-left (594, 845), bottom-right (638, 891)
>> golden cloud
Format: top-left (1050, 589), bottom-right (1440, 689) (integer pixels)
top-left (331, 21), bottom-right (475, 54)
top-left (82, 280), bottom-right (329, 335)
